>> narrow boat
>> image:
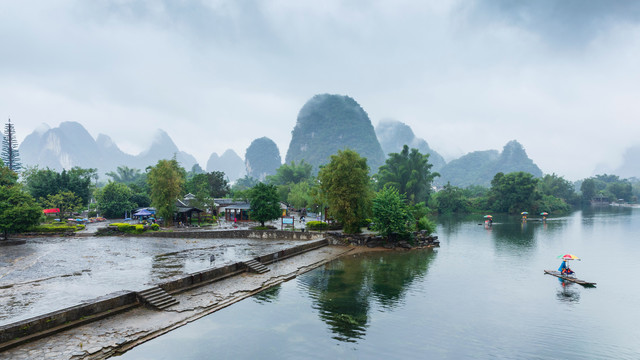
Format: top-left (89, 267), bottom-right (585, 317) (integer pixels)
top-left (544, 270), bottom-right (596, 287)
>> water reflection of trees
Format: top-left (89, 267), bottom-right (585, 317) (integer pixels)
top-left (491, 221), bottom-right (536, 252)
top-left (252, 284), bottom-right (281, 304)
top-left (299, 249), bottom-right (437, 342)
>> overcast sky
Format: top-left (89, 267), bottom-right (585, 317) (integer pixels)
top-left (1, 0), bottom-right (640, 180)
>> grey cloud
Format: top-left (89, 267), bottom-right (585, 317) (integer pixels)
top-left (464, 0), bottom-right (640, 46)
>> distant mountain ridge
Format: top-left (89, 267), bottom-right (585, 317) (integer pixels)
top-left (19, 121), bottom-right (198, 177)
top-left (375, 119), bottom-right (446, 171)
top-left (206, 149), bottom-right (245, 182)
top-left (438, 140), bottom-right (543, 187)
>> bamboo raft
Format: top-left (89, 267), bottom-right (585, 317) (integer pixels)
top-left (544, 270), bottom-right (596, 287)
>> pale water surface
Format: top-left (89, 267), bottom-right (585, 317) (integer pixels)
top-left (119, 207), bottom-right (640, 359)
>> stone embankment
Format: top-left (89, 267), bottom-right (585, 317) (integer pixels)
top-left (326, 231), bottom-right (440, 249)
top-left (0, 228), bottom-right (439, 359)
top-left (0, 239), bottom-right (337, 359)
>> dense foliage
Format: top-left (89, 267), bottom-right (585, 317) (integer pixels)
top-left (371, 186), bottom-right (414, 238)
top-left (376, 145), bottom-right (439, 204)
top-left (106, 166), bottom-right (143, 184)
top-left (537, 173), bottom-right (578, 205)
top-left (580, 174), bottom-right (634, 204)
top-left (186, 171), bottom-right (229, 204)
top-left (430, 182), bottom-right (469, 214)
top-left (0, 161), bottom-right (18, 186)
top-left (22, 166), bottom-right (97, 206)
top-left (0, 164), bottom-right (41, 239)
top-left (318, 149), bottom-right (372, 234)
top-left (267, 161), bottom-right (313, 185)
top-left (96, 182), bottom-right (137, 218)
top-left (249, 182), bottom-right (281, 227)
top-left (488, 172), bottom-right (539, 213)
top-left (39, 191), bottom-right (83, 217)
top-left (147, 159), bottom-right (186, 226)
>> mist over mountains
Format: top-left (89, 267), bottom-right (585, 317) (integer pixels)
top-left (15, 93), bottom-right (625, 186)
top-left (19, 122), bottom-right (198, 177)
top-left (206, 149), bottom-right (245, 182)
top-left (376, 120), bottom-right (446, 172)
top-left (437, 141), bottom-right (542, 187)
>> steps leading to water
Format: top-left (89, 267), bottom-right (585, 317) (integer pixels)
top-left (244, 259), bottom-right (270, 274)
top-left (137, 286), bottom-right (179, 310)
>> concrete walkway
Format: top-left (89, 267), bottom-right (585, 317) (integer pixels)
top-left (0, 245), bottom-right (353, 360)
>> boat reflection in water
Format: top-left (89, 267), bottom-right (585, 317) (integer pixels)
top-left (556, 278), bottom-right (581, 304)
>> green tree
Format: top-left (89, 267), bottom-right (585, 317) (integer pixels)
top-left (0, 184), bottom-right (42, 239)
top-left (606, 181), bottom-right (633, 202)
top-left (431, 182), bottom-right (469, 214)
top-left (96, 182), bottom-right (137, 219)
top-left (147, 159), bottom-right (186, 226)
top-left (371, 186), bottom-right (414, 239)
top-left (0, 160), bottom-right (18, 187)
top-left (22, 166), bottom-right (59, 200)
top-left (538, 173), bottom-right (577, 205)
top-left (40, 191), bottom-right (83, 217)
top-left (1, 119), bottom-right (22, 173)
top-left (186, 171), bottom-right (229, 198)
top-left (106, 166), bottom-right (143, 184)
top-left (580, 178), bottom-right (597, 205)
top-left (267, 161), bottom-right (313, 185)
top-left (488, 172), bottom-right (539, 213)
top-left (288, 181), bottom-right (313, 209)
top-left (375, 145), bottom-right (439, 204)
top-left (22, 166), bottom-right (96, 206)
top-left (249, 182), bottom-right (281, 227)
top-left (232, 175), bottom-right (259, 192)
top-left (318, 149), bottom-right (372, 234)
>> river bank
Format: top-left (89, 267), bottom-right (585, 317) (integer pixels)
top-left (0, 244), bottom-right (359, 360)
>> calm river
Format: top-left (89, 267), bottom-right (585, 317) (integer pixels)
top-left (119, 207), bottom-right (640, 359)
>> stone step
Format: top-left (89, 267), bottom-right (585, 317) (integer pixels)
top-left (244, 259), bottom-right (270, 274)
top-left (144, 292), bottom-right (172, 302)
top-left (137, 286), bottom-right (179, 310)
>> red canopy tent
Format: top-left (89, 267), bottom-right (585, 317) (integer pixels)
top-left (43, 208), bottom-right (60, 214)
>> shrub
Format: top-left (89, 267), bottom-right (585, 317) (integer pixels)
top-left (416, 216), bottom-right (437, 236)
top-left (109, 223), bottom-right (145, 234)
top-left (306, 221), bottom-right (329, 230)
top-left (150, 223), bottom-right (160, 231)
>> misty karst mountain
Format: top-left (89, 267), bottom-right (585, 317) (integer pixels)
top-left (20, 122), bottom-right (103, 171)
top-left (206, 149), bottom-right (245, 182)
top-left (375, 119), bottom-right (446, 171)
top-left (285, 94), bottom-right (385, 172)
top-left (438, 140), bottom-right (542, 187)
top-left (19, 122), bottom-right (197, 176)
top-left (613, 145), bottom-right (640, 179)
top-left (245, 137), bottom-right (281, 181)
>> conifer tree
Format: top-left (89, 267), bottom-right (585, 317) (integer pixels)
top-left (1, 118), bottom-right (22, 173)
